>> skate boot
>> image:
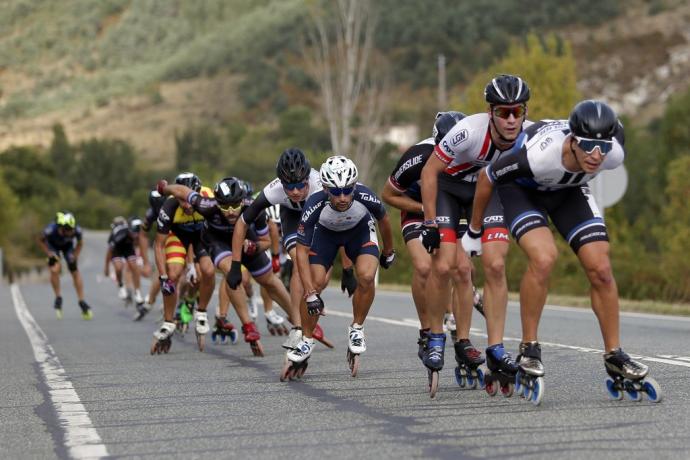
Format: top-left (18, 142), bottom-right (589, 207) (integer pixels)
top-left (281, 337), bottom-right (313, 381)
top-left (472, 286), bottom-right (485, 317)
top-left (242, 322), bottom-right (264, 357)
top-left (79, 300), bottom-right (93, 320)
top-left (151, 321), bottom-right (175, 354)
top-left (347, 324), bottom-right (366, 377)
top-left (133, 303), bottom-right (151, 321)
top-left (211, 315), bottom-right (239, 345)
top-left (54, 296), bottom-right (63, 319)
top-left (417, 329), bottom-right (430, 362)
top-left (194, 310), bottom-right (209, 352)
top-left (444, 313), bottom-right (457, 342)
top-left (265, 309), bottom-right (289, 336)
top-left (454, 339), bottom-right (486, 389)
top-left (118, 285), bottom-right (128, 301)
top-left (282, 327), bottom-right (303, 350)
top-left (423, 332), bottom-right (446, 399)
top-left (484, 343), bottom-right (517, 398)
top-left (134, 289), bottom-right (144, 305)
top-left (515, 341), bottom-right (545, 405)
top-left (603, 348), bottom-right (662, 402)
top-left (312, 323), bottom-right (334, 348)
top-left (247, 297), bottom-right (258, 322)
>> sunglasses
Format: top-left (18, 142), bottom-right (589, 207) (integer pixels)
top-left (492, 105), bottom-right (526, 119)
top-left (217, 202), bottom-right (243, 213)
top-left (327, 186), bottom-right (355, 196)
top-left (282, 181), bottom-right (307, 191)
top-left (574, 136), bottom-right (613, 155)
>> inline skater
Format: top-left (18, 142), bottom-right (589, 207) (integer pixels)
top-left (285, 155), bottom-right (395, 380)
top-left (159, 176), bottom-right (297, 357)
top-left (463, 100), bottom-right (661, 404)
top-left (382, 112), bottom-right (486, 391)
top-left (230, 148), bottom-right (335, 351)
top-left (134, 189), bottom-right (167, 320)
top-left (151, 172), bottom-right (215, 354)
top-left (104, 216), bottom-right (145, 309)
top-left (420, 75), bottom-right (532, 397)
top-left (37, 211), bottom-right (93, 319)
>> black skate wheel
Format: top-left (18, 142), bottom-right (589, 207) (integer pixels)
top-left (429, 370), bottom-right (440, 399)
top-left (350, 354), bottom-right (360, 378)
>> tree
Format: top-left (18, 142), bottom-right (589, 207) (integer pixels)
top-left (456, 34), bottom-right (580, 119)
top-left (303, 0), bottom-right (389, 183)
top-left (49, 123), bottom-right (75, 183)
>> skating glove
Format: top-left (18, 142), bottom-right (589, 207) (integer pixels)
top-left (243, 239), bottom-right (257, 256)
top-left (156, 179), bottom-right (168, 194)
top-left (341, 267), bottom-right (357, 297)
top-left (379, 250), bottom-right (396, 269)
top-left (160, 275), bottom-right (176, 296)
top-left (47, 254), bottom-right (59, 265)
top-left (185, 263), bottom-right (198, 284)
top-left (419, 224), bottom-right (440, 254)
top-left (226, 261), bottom-right (243, 289)
top-left (271, 254), bottom-right (281, 273)
top-left (460, 225), bottom-right (483, 257)
top-left (305, 292), bottom-right (325, 316)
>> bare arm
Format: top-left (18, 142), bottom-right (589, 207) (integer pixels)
top-left (339, 247), bottom-right (353, 270)
top-left (154, 233), bottom-right (168, 277)
top-left (420, 155), bottom-right (447, 225)
top-left (377, 214), bottom-right (395, 255)
top-left (104, 246), bottom-right (112, 276)
top-left (267, 220), bottom-right (281, 256)
top-left (231, 218), bottom-right (248, 263)
top-left (161, 183), bottom-right (193, 202)
top-left (296, 243), bottom-right (316, 294)
top-left (381, 179), bottom-right (423, 214)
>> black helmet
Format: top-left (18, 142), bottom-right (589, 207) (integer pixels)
top-left (148, 189), bottom-right (165, 209)
top-left (433, 111), bottom-right (467, 144)
top-left (213, 177), bottom-right (245, 206)
top-left (240, 180), bottom-right (253, 197)
top-left (128, 216), bottom-right (143, 233)
top-left (485, 74), bottom-right (530, 105)
top-left (174, 172), bottom-right (201, 191)
top-left (568, 100), bottom-right (618, 140)
top-left (276, 148), bottom-right (310, 183)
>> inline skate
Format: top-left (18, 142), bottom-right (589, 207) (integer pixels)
top-left (312, 323), bottom-right (335, 348)
top-left (444, 313), bottom-right (457, 342)
top-left (133, 303), bottom-right (151, 322)
top-left (346, 324), bottom-right (366, 377)
top-left (151, 321), bottom-right (175, 354)
top-left (472, 286), bottom-right (485, 317)
top-left (281, 337), bottom-right (313, 381)
top-left (423, 332), bottom-right (446, 399)
top-left (79, 300), bottom-right (93, 320)
top-left (515, 341), bottom-right (545, 405)
top-left (282, 327), bottom-right (303, 350)
top-left (265, 309), bottom-right (289, 336)
top-left (211, 315), bottom-right (238, 344)
top-left (454, 339), bottom-right (485, 389)
top-left (175, 299), bottom-right (194, 335)
top-left (484, 343), bottom-right (517, 398)
top-left (417, 329), bottom-right (429, 362)
top-left (242, 322), bottom-right (264, 356)
top-left (194, 310), bottom-right (209, 351)
top-left (54, 296), bottom-right (63, 319)
top-left (604, 348), bottom-right (662, 403)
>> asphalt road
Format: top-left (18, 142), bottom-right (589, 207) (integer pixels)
top-left (2, 231), bottom-right (689, 459)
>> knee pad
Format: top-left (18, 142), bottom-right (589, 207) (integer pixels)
top-left (67, 260), bottom-right (78, 272)
top-left (47, 255), bottom-right (59, 267)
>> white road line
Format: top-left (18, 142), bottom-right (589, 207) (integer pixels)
top-left (11, 284), bottom-right (109, 459)
top-left (326, 308), bottom-right (690, 369)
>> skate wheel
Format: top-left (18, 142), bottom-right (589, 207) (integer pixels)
top-left (350, 354), bottom-right (360, 378)
top-left (454, 367), bottom-right (466, 388)
top-left (625, 382), bottom-right (642, 402)
top-left (642, 377), bottom-right (663, 403)
top-left (295, 361), bottom-right (308, 379)
top-left (280, 363), bottom-right (293, 382)
top-left (605, 377), bottom-right (623, 400)
top-left (476, 367), bottom-right (485, 390)
top-left (467, 370), bottom-right (477, 390)
top-left (197, 334), bottom-right (205, 352)
top-left (251, 341), bottom-right (264, 357)
top-left (429, 371), bottom-right (440, 399)
top-left (500, 382), bottom-right (514, 398)
top-left (485, 380), bottom-right (498, 397)
top-left (269, 328), bottom-right (277, 336)
top-left (530, 377), bottom-right (544, 406)
top-left (515, 370), bottom-right (523, 395)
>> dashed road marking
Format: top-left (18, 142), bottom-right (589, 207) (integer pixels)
top-left (11, 284), bottom-right (109, 459)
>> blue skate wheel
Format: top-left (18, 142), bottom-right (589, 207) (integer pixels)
top-left (642, 377), bottom-right (663, 403)
top-left (605, 377), bottom-right (623, 400)
top-left (530, 377), bottom-right (544, 406)
top-left (625, 385), bottom-right (641, 402)
top-left (476, 367), bottom-right (485, 390)
top-left (515, 370), bottom-right (523, 395)
top-left (454, 367), bottom-right (466, 388)
top-left (467, 370), bottom-right (477, 389)
top-left (229, 330), bottom-right (238, 345)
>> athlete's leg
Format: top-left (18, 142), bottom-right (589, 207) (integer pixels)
top-left (577, 241), bottom-right (620, 351)
top-left (301, 264), bottom-right (328, 339)
top-left (352, 254), bottom-right (379, 325)
top-left (516, 227), bottom-right (557, 342)
top-left (287, 247), bottom-right (303, 328)
top-left (480, 240), bottom-right (510, 346)
top-left (254, 270), bottom-right (296, 324)
top-left (49, 260), bottom-right (61, 297)
top-left (451, 245), bottom-right (474, 341)
top-left (196, 256), bottom-right (215, 312)
top-left (406, 239), bottom-right (432, 328)
top-left (163, 263), bottom-right (185, 322)
top-left (428, 242), bottom-right (457, 333)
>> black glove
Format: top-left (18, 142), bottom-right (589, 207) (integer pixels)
top-left (379, 250), bottom-right (396, 269)
top-left (305, 292), bottom-right (325, 316)
top-left (160, 275), bottom-right (176, 296)
top-left (341, 267), bottom-right (357, 297)
top-left (419, 225), bottom-right (440, 254)
top-left (226, 261), bottom-right (243, 289)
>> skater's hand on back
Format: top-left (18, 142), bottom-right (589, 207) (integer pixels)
top-left (460, 225), bottom-right (483, 257)
top-left (160, 275), bottom-right (176, 296)
top-left (419, 224), bottom-right (440, 254)
top-left (341, 267), bottom-right (357, 297)
top-left (305, 292), bottom-right (325, 316)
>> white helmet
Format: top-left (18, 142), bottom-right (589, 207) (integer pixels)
top-left (319, 155), bottom-right (358, 188)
